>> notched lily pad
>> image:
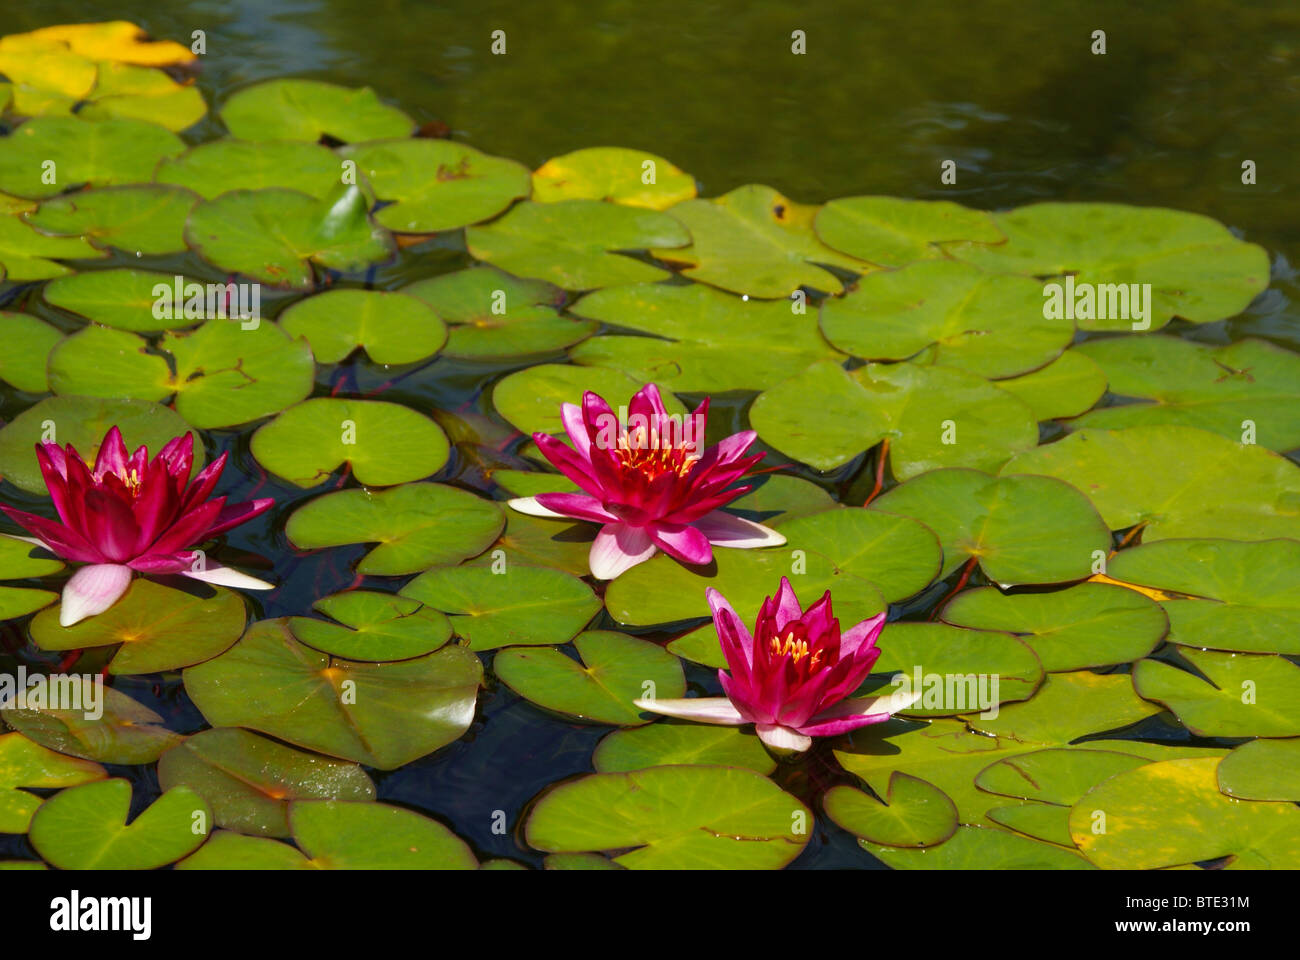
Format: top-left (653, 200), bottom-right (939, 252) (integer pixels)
top-left (823, 773), bottom-right (958, 847)
top-left (0, 732), bottom-right (106, 834)
top-left (533, 147), bottom-right (696, 210)
top-left (813, 196), bottom-right (1003, 266)
top-left (278, 288), bottom-right (447, 364)
top-left (288, 590), bottom-right (452, 660)
top-left (24, 184), bottom-right (198, 254)
top-left (220, 79), bottom-right (414, 143)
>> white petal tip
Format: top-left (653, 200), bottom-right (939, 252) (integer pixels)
top-left (507, 496), bottom-right (568, 518)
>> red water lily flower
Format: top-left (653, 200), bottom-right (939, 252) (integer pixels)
top-left (508, 383), bottom-right (785, 579)
top-left (634, 578), bottom-right (918, 752)
top-left (0, 426), bottom-right (274, 626)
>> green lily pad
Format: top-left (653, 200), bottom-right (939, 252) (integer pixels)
top-left (543, 852), bottom-right (621, 870)
top-left (0, 732), bottom-right (106, 834)
top-left (665, 625), bottom-right (728, 669)
top-left (941, 583), bottom-right (1167, 672)
top-left (606, 507), bottom-right (936, 625)
top-left (176, 830), bottom-right (312, 870)
top-left (870, 469), bottom-right (1110, 583)
top-left (494, 630), bottom-right (685, 725)
top-left (468, 511), bottom-right (594, 577)
top-left (1068, 757), bottom-right (1300, 869)
top-left (278, 289), bottom-right (447, 364)
top-left (568, 281), bottom-right (843, 391)
top-left (404, 266), bottom-right (590, 359)
top-left (29, 779), bottom-right (210, 869)
top-left (863, 823), bottom-right (1094, 869)
top-left (0, 395), bottom-right (201, 495)
top-left (156, 728), bottom-right (375, 838)
top-left (823, 773), bottom-right (958, 847)
top-left (466, 199), bottom-right (690, 290)
top-left (813, 196), bottom-right (1003, 266)
top-left (994, 349), bottom-right (1108, 421)
top-left (0, 312), bottom-right (61, 392)
top-left (44, 267), bottom-right (216, 331)
top-left (286, 483), bottom-right (501, 575)
top-left (1071, 337), bottom-right (1300, 452)
top-left (25, 184), bottom-right (198, 254)
top-left (872, 622), bottom-right (1044, 716)
top-left (750, 360), bottom-right (1038, 477)
top-left (651, 184), bottom-right (870, 297)
top-left (0, 116), bottom-right (184, 199)
top-left (1217, 739), bottom-right (1300, 801)
top-left (0, 585), bottom-right (58, 620)
top-left (341, 138), bottom-right (530, 233)
top-left (946, 202), bottom-right (1270, 331)
top-left (184, 619), bottom-right (483, 770)
top-left (48, 319), bottom-right (315, 429)
top-left (726, 474), bottom-right (839, 523)
top-left (524, 764), bottom-right (809, 869)
top-left (31, 579), bottom-right (246, 675)
top-left (1001, 425), bottom-right (1300, 542)
top-left (219, 79), bottom-right (414, 143)
top-left (1108, 538), bottom-right (1300, 655)
top-left (0, 533), bottom-right (63, 580)
top-left (1133, 647), bottom-right (1300, 737)
top-left (0, 210), bottom-right (104, 279)
top-left (288, 590), bottom-right (452, 660)
top-left (399, 564), bottom-right (599, 651)
top-left (492, 362), bottom-right (690, 437)
top-left (975, 747), bottom-right (1151, 806)
top-left (532, 147), bottom-right (696, 210)
top-left (2, 679), bottom-right (184, 764)
top-left (821, 260), bottom-right (1071, 379)
top-left (251, 397), bottom-right (450, 488)
top-left (289, 800), bottom-right (478, 869)
top-left (985, 803), bottom-right (1074, 846)
top-left (185, 185), bottom-right (394, 289)
top-left (76, 62), bottom-right (207, 132)
top-left (155, 139), bottom-right (346, 199)
top-left (592, 723), bottom-right (776, 775)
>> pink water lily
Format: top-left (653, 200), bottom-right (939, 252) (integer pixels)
top-left (635, 578), bottom-right (919, 752)
top-left (508, 383), bottom-right (785, 579)
top-left (0, 426), bottom-right (274, 626)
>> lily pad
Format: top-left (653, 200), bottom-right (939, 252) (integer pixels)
top-left (29, 779), bottom-right (210, 869)
top-left (665, 625), bottom-right (729, 669)
top-left (184, 619), bottom-right (483, 770)
top-left (0, 116), bottom-right (185, 199)
top-left (568, 281), bottom-right (843, 391)
top-left (1001, 425), bottom-right (1300, 542)
top-left (0, 534), bottom-right (63, 580)
top-left (994, 349), bottom-right (1107, 421)
top-left (821, 260), bottom-right (1071, 378)
top-left (251, 398), bottom-right (450, 488)
top-left (863, 823), bottom-right (1094, 869)
top-left (750, 360), bottom-right (1038, 477)
top-left (494, 630), bottom-right (685, 725)
top-left (0, 312), bottom-right (61, 391)
top-left (288, 590), bottom-right (452, 661)
top-left (466, 199), bottom-right (690, 290)
top-left (44, 267), bottom-right (216, 331)
top-left (975, 747), bottom-right (1150, 806)
top-left (30, 579), bottom-right (246, 675)
top-left (1132, 647), bottom-right (1300, 738)
top-left (652, 184), bottom-right (870, 297)
top-left (156, 728), bottom-right (375, 838)
top-left (0, 396), bottom-right (200, 495)
top-left (946, 202), bottom-right (1270, 331)
top-left (1071, 337), bottom-right (1300, 452)
top-left (467, 511), bottom-right (594, 577)
top-left (75, 62), bottom-right (207, 132)
top-left (870, 469), bottom-right (1109, 583)
top-left (533, 147), bottom-right (695, 210)
top-left (492, 362), bottom-right (689, 437)
top-left (592, 723), bottom-right (776, 775)
top-left (220, 79), bottom-right (414, 143)
top-left (278, 289), bottom-right (447, 364)
top-left (0, 732), bottom-right (106, 834)
top-left (524, 764), bottom-right (809, 869)
top-left (941, 583), bottom-right (1167, 672)
top-left (0, 210), bottom-right (104, 280)
top-left (341, 138), bottom-right (530, 233)
top-left (813, 196), bottom-right (1003, 266)
top-left (185, 185), bottom-right (394, 289)
top-left (155, 139), bottom-right (345, 199)
top-left (24, 184), bottom-right (198, 254)
top-left (399, 565), bottom-right (599, 651)
top-left (2, 679), bottom-right (184, 764)
top-left (823, 773), bottom-right (958, 847)
top-left (1217, 739), bottom-right (1300, 801)
top-left (176, 830), bottom-right (311, 870)
top-left (289, 800), bottom-right (478, 868)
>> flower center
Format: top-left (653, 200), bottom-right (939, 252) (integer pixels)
top-left (769, 630), bottom-right (824, 671)
top-left (614, 427), bottom-right (700, 480)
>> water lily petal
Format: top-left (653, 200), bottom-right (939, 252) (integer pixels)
top-left (796, 686), bottom-right (922, 737)
top-left (755, 723), bottom-right (812, 753)
top-left (533, 492), bottom-right (619, 524)
top-left (559, 401), bottom-right (593, 458)
top-left (840, 611), bottom-right (887, 658)
top-left (508, 496), bottom-right (570, 518)
top-left (648, 522), bottom-right (713, 565)
top-left (204, 497), bottom-right (275, 538)
top-left (92, 426), bottom-right (130, 477)
top-left (0, 506), bottom-right (104, 563)
top-left (708, 587), bottom-right (754, 671)
top-left (60, 563), bottom-right (133, 626)
top-left (181, 563), bottom-right (274, 590)
top-left (589, 522), bottom-right (657, 579)
top-left (632, 696), bottom-right (747, 725)
top-left (692, 510), bottom-right (787, 549)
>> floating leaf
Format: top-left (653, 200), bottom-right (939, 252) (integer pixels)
top-left (941, 583), bottom-right (1167, 672)
top-left (219, 79), bottom-right (413, 143)
top-left (0, 116), bottom-right (184, 198)
top-left (494, 631), bottom-right (685, 725)
top-left (77, 62), bottom-right (206, 132)
top-left (0, 312), bottom-right (61, 392)
top-left (863, 824), bottom-right (1093, 869)
top-left (1001, 425), bottom-right (1300, 542)
top-left (184, 619), bottom-right (483, 770)
top-left (468, 511), bottom-right (593, 577)
top-left (524, 765), bottom-right (809, 869)
top-left (975, 747), bottom-right (1151, 806)
top-left (492, 362), bottom-right (689, 437)
top-left (543, 852), bottom-right (620, 870)
top-left (1217, 739), bottom-right (1300, 802)
top-left (0, 732), bottom-right (105, 834)
top-left (290, 800), bottom-right (478, 868)
top-left (176, 830), bottom-right (311, 870)
top-left (652, 184), bottom-right (869, 297)
top-left (341, 138), bottom-right (530, 233)
top-left (278, 289), bottom-right (447, 364)
top-left (823, 773), bottom-right (958, 847)
top-left (813, 196), bottom-right (1003, 266)
top-left (821, 260), bottom-right (1070, 378)
top-left (0, 210), bottom-right (104, 280)
top-left (400, 565), bottom-right (598, 651)
top-left (568, 281), bottom-right (843, 391)
top-left (592, 723), bottom-right (776, 775)
top-left (0, 534), bottom-right (61, 619)
top-left (5, 22), bottom-right (196, 67)
top-left (156, 728), bottom-right (375, 838)
top-left (288, 590), bottom-right (451, 661)
top-left (1132, 647), bottom-right (1300, 737)
top-left (466, 199), bottom-right (690, 290)
top-left (946, 202), bottom-right (1270, 331)
top-left (533, 147), bottom-right (695, 210)
top-left (994, 349), bottom-right (1107, 421)
top-left (155, 139), bottom-right (345, 199)
top-left (2, 680), bottom-right (184, 764)
top-left (24, 184), bottom-right (197, 254)
top-left (44, 267), bottom-right (216, 331)
top-left (251, 398), bottom-right (450, 488)
top-left (29, 780), bottom-right (209, 869)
